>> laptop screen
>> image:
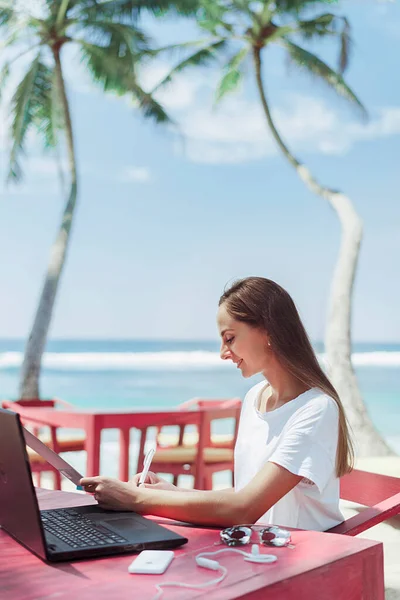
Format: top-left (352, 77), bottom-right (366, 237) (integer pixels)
top-left (0, 408), bottom-right (47, 560)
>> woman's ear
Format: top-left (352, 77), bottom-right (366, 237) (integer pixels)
top-left (264, 333), bottom-right (271, 348)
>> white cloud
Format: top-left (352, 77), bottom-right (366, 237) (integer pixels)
top-left (118, 166), bottom-right (151, 183)
top-left (308, 104), bottom-right (400, 156)
top-left (156, 76), bottom-right (200, 111)
top-left (135, 57), bottom-right (400, 164)
top-left (175, 93), bottom-right (400, 164)
top-left (139, 61), bottom-right (211, 111)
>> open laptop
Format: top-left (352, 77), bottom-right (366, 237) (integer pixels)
top-left (0, 408), bottom-right (188, 562)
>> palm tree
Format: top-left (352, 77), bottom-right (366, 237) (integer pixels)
top-left (154, 0), bottom-right (393, 456)
top-left (0, 0), bottom-right (188, 400)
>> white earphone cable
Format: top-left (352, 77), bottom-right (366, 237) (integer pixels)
top-left (152, 565), bottom-right (227, 600)
top-left (151, 546), bottom-right (277, 599)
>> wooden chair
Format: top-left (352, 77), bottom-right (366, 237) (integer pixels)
top-left (137, 400), bottom-right (241, 490)
top-left (328, 469), bottom-right (400, 535)
top-left (154, 397), bottom-right (242, 450)
top-left (1, 398), bottom-right (86, 490)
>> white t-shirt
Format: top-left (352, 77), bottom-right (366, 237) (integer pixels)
top-left (234, 381), bottom-right (344, 531)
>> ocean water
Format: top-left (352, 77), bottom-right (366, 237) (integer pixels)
top-left (1, 339), bottom-right (399, 480)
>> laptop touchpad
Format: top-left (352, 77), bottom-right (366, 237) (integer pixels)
top-left (99, 516), bottom-right (147, 530)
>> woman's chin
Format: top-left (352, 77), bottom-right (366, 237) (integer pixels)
top-left (240, 368), bottom-right (252, 379)
top-left (240, 366), bottom-right (257, 379)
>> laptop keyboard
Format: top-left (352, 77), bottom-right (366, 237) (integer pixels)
top-left (41, 508), bottom-right (128, 549)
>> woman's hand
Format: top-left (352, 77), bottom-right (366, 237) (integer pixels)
top-left (80, 476), bottom-right (143, 511)
top-left (130, 471), bottom-right (179, 491)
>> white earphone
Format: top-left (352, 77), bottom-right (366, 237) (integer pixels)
top-left (196, 545), bottom-right (277, 567)
top-left (152, 545), bottom-right (277, 599)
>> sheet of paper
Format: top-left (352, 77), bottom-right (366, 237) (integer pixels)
top-left (23, 427), bottom-right (84, 486)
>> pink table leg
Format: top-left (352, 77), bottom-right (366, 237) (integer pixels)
top-left (85, 417), bottom-right (101, 477)
top-left (119, 428), bottom-right (130, 481)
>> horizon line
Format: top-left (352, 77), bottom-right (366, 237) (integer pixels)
top-left (0, 337), bottom-right (399, 345)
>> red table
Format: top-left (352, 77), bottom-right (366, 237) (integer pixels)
top-left (3, 403), bottom-right (203, 480)
top-left (0, 488), bottom-right (384, 600)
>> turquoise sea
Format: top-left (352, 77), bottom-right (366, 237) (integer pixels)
top-left (1, 339), bottom-right (399, 479)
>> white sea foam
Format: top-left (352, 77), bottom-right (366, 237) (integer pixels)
top-left (351, 352), bottom-right (400, 367)
top-left (1, 350), bottom-right (400, 371)
top-left (0, 351), bottom-right (227, 370)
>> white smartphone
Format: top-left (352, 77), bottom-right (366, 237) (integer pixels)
top-left (128, 550), bottom-right (175, 575)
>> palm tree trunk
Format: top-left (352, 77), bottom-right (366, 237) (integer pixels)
top-left (252, 47), bottom-right (393, 457)
top-left (19, 45), bottom-right (78, 400)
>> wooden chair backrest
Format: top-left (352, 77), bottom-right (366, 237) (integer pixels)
top-left (155, 398), bottom-right (242, 447)
top-left (2, 399), bottom-right (55, 408)
top-left (327, 468), bottom-right (400, 536)
top-left (199, 404), bottom-right (241, 447)
top-left (191, 406), bottom-right (241, 480)
top-left (3, 398), bottom-right (77, 408)
top-left (340, 468), bottom-right (400, 506)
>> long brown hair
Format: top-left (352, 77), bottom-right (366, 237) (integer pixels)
top-left (219, 276), bottom-right (354, 478)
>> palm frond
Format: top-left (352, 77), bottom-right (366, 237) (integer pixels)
top-left (79, 41), bottom-right (171, 124)
top-left (197, 0), bottom-right (235, 35)
top-left (0, 2), bottom-right (14, 27)
top-left (56, 0), bottom-right (72, 26)
top-left (148, 38), bottom-right (219, 58)
top-left (197, 16), bottom-right (232, 36)
top-left (339, 16), bottom-right (351, 74)
top-left (129, 82), bottom-right (172, 124)
top-left (44, 0), bottom-right (60, 18)
top-left (8, 53), bottom-right (42, 182)
top-left (297, 13), bottom-right (337, 38)
top-left (258, 2), bottom-right (274, 27)
top-left (282, 40), bottom-right (367, 118)
top-left (123, 0), bottom-right (199, 17)
top-left (296, 13), bottom-right (353, 74)
top-left (215, 46), bottom-right (248, 103)
top-left (72, 18), bottom-right (149, 53)
top-left (74, 0), bottom-right (197, 21)
top-left (152, 39), bottom-right (228, 93)
top-left (263, 24), bottom-right (294, 45)
top-left (7, 56), bottom-right (61, 181)
top-left (33, 65), bottom-right (64, 150)
top-left (274, 0), bottom-right (324, 15)
top-left (0, 61), bottom-right (10, 100)
top-left (79, 41), bottom-right (135, 94)
top-left (69, 0), bottom-right (137, 21)
top-left (229, 0), bottom-right (255, 19)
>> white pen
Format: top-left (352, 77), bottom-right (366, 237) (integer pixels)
top-left (138, 447), bottom-right (155, 485)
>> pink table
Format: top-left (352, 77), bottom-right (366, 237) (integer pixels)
top-left (3, 403), bottom-right (202, 480)
top-left (0, 488), bottom-right (384, 600)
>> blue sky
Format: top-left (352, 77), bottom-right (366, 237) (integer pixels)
top-left (0, 1), bottom-right (399, 343)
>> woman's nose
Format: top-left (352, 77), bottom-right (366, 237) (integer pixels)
top-left (220, 345), bottom-right (231, 360)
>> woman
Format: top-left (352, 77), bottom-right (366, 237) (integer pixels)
top-left (81, 277), bottom-right (354, 531)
